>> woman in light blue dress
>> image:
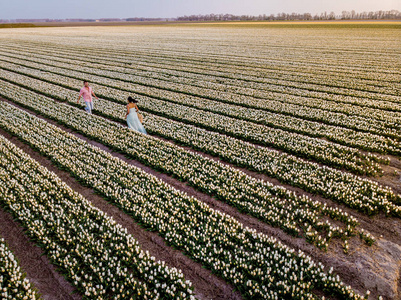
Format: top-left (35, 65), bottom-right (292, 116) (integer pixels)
top-left (125, 96), bottom-right (147, 134)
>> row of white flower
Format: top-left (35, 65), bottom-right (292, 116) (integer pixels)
top-left (1, 49), bottom-right (400, 143)
top-left (39, 46), bottom-right (401, 124)
top-left (4, 41), bottom-right (401, 138)
top-left (3, 31), bottom-right (398, 86)
top-left (1, 41), bottom-right (399, 108)
top-left (0, 75), bottom-right (398, 224)
top-left (2, 40), bottom-right (397, 96)
top-left (0, 134), bottom-right (194, 299)
top-left (2, 78), bottom-right (400, 214)
top-left (0, 61), bottom-right (388, 176)
top-left (0, 80), bottom-right (357, 250)
top-left (0, 237), bottom-right (39, 300)
top-left (93, 34), bottom-right (400, 99)
top-left (0, 84), bottom-right (391, 257)
top-left (81, 34), bottom-right (399, 88)
top-left (0, 101), bottom-right (368, 299)
top-left (0, 43), bottom-right (397, 106)
top-left (6, 49), bottom-right (401, 148)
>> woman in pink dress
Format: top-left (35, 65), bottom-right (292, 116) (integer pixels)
top-left (77, 81), bottom-right (98, 114)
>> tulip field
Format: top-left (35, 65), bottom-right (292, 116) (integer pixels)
top-left (0, 23), bottom-right (400, 299)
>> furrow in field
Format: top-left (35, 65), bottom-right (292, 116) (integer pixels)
top-left (3, 103), bottom-right (400, 300)
top-left (1, 57), bottom-right (399, 160)
top-left (1, 72), bottom-right (400, 208)
top-left (0, 128), bottom-right (240, 300)
top-left (0, 131), bottom-right (195, 299)
top-left (3, 40), bottom-right (401, 125)
top-left (1, 42), bottom-right (400, 112)
top-left (1, 46), bottom-right (400, 141)
top-left (15, 33), bottom-right (398, 77)
top-left (0, 86), bottom-right (361, 251)
top-left (0, 60), bottom-right (391, 175)
top-left (0, 100), bottom-right (368, 299)
top-left (0, 41), bottom-right (398, 100)
top-left (2, 80), bottom-right (401, 251)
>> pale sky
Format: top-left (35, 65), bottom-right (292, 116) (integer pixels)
top-left (0, 0), bottom-right (400, 19)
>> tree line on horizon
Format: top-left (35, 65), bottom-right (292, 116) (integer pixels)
top-left (1, 9), bottom-right (400, 24)
top-left (176, 10), bottom-right (401, 21)
top-left (0, 17), bottom-right (167, 23)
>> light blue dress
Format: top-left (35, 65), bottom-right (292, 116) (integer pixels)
top-left (127, 106), bottom-right (147, 134)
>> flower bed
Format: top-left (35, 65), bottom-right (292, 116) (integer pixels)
top-left (0, 101), bottom-right (368, 299)
top-left (0, 237), bottom-right (39, 299)
top-left (0, 134), bottom-right (194, 299)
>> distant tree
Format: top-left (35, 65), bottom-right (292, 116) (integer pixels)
top-left (174, 9), bottom-right (401, 22)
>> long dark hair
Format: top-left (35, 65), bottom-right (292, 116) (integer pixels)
top-left (127, 96), bottom-right (138, 103)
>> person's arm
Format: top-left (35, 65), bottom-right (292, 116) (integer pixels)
top-left (125, 105), bottom-right (130, 119)
top-left (77, 89), bottom-right (83, 103)
top-left (91, 90), bottom-right (99, 100)
top-left (135, 104), bottom-right (139, 112)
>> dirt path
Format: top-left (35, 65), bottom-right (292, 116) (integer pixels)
top-left (1, 98), bottom-right (401, 299)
